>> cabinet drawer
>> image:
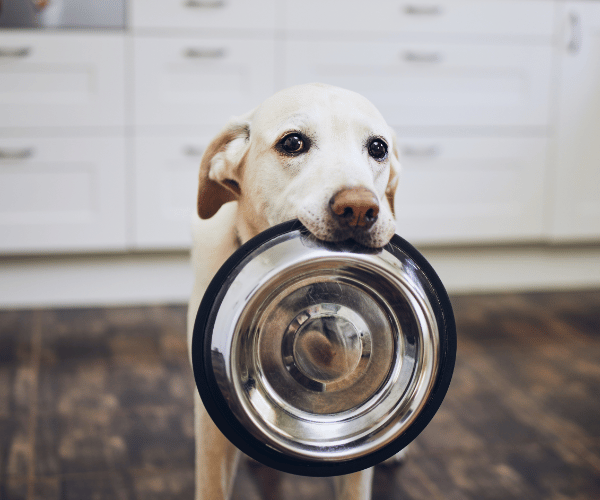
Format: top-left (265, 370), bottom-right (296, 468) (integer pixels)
top-left (131, 0), bottom-right (276, 30)
top-left (0, 137), bottom-right (127, 253)
top-left (284, 0), bottom-right (554, 38)
top-left (134, 135), bottom-right (209, 249)
top-left (284, 40), bottom-right (553, 128)
top-left (134, 37), bottom-right (276, 127)
top-left (0, 32), bottom-right (125, 129)
top-left (393, 136), bottom-right (549, 244)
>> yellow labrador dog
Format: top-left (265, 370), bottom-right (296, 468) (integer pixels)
top-left (187, 83), bottom-right (401, 500)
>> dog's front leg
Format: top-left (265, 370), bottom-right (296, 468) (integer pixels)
top-left (194, 392), bottom-right (240, 500)
top-left (189, 291), bottom-right (240, 500)
top-left (333, 468), bottom-right (374, 500)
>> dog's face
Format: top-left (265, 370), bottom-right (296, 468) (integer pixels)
top-left (197, 83), bottom-right (400, 248)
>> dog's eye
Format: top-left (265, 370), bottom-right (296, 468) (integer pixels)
top-left (368, 139), bottom-right (388, 160)
top-left (280, 133), bottom-right (307, 155)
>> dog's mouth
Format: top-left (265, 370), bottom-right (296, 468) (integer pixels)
top-left (297, 209), bottom-right (396, 249)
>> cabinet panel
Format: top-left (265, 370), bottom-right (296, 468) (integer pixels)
top-left (551, 1), bottom-right (600, 241)
top-left (134, 136), bottom-right (209, 248)
top-left (284, 40), bottom-right (553, 128)
top-left (394, 137), bottom-right (549, 244)
top-left (284, 0), bottom-right (554, 38)
top-left (0, 32), bottom-right (125, 129)
top-left (0, 137), bottom-right (127, 253)
top-left (134, 37), bottom-right (276, 127)
top-left (131, 0), bottom-right (276, 30)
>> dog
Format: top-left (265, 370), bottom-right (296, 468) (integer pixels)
top-left (187, 83), bottom-right (401, 500)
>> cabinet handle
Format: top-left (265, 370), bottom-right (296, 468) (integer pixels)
top-left (0, 47), bottom-right (31, 58)
top-left (401, 145), bottom-right (440, 158)
top-left (403, 51), bottom-right (442, 63)
top-left (567, 12), bottom-right (581, 53)
top-left (0, 148), bottom-right (34, 160)
top-left (184, 0), bottom-right (226, 8)
top-left (184, 47), bottom-right (226, 59)
top-left (403, 5), bottom-right (441, 16)
top-left (184, 146), bottom-right (205, 157)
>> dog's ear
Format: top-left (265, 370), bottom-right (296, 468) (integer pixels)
top-left (386, 132), bottom-right (401, 216)
top-left (197, 111), bottom-right (254, 219)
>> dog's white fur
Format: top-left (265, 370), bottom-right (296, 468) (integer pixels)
top-left (187, 83), bottom-right (401, 500)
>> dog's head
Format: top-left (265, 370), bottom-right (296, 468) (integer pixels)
top-left (197, 83), bottom-right (400, 248)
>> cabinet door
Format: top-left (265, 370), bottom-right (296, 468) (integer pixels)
top-left (283, 40), bottom-right (553, 128)
top-left (134, 136), bottom-right (210, 249)
top-left (551, 1), bottom-right (600, 241)
top-left (134, 36), bottom-right (276, 128)
top-left (394, 137), bottom-right (549, 244)
top-left (0, 32), bottom-right (125, 128)
top-left (0, 137), bottom-right (127, 253)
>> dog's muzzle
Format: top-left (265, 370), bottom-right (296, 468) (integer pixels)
top-left (191, 220), bottom-right (456, 477)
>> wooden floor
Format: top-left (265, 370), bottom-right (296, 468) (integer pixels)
top-left (1, 290), bottom-right (599, 499)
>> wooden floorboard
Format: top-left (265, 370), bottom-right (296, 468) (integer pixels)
top-left (0, 291), bottom-right (599, 499)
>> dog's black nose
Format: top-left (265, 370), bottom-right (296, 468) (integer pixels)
top-left (330, 187), bottom-right (379, 229)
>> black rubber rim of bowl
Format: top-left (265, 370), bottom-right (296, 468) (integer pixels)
top-left (192, 219), bottom-right (456, 477)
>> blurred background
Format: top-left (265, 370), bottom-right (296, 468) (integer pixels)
top-left (0, 0), bottom-right (599, 304)
top-left (0, 1), bottom-right (599, 499)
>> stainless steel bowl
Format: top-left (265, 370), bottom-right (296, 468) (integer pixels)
top-left (192, 220), bottom-right (455, 476)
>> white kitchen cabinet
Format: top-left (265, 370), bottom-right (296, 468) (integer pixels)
top-left (394, 137), bottom-right (549, 243)
top-left (0, 137), bottom-right (127, 253)
top-left (134, 36), bottom-right (276, 128)
top-left (283, 40), bottom-right (554, 129)
top-left (4, 0), bottom-right (598, 257)
top-left (284, 0), bottom-right (555, 39)
top-left (131, 0), bottom-right (277, 31)
top-left (0, 32), bottom-right (125, 129)
top-left (129, 2), bottom-right (278, 247)
top-left (551, 1), bottom-right (600, 241)
top-left (134, 135), bottom-right (210, 248)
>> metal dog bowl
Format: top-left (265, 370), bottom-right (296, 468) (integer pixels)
top-left (192, 220), bottom-right (455, 476)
